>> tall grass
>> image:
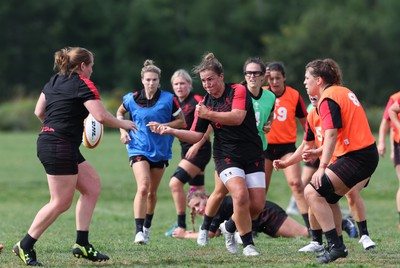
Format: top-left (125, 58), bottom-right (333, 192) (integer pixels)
top-left (0, 131), bottom-right (399, 267)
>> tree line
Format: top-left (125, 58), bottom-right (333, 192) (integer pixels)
top-left (1, 0), bottom-right (399, 107)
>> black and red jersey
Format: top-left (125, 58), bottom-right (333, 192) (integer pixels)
top-left (191, 83), bottom-right (263, 161)
top-left (40, 72), bottom-right (100, 143)
top-left (178, 92), bottom-right (204, 130)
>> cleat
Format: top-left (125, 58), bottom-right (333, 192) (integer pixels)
top-left (317, 244), bottom-right (348, 264)
top-left (72, 243), bottom-right (109, 262)
top-left (0, 243), bottom-right (3, 251)
top-left (243, 245), bottom-right (259, 256)
top-left (197, 226), bottom-right (208, 246)
top-left (143, 227), bottom-right (151, 243)
top-left (342, 216), bottom-right (358, 238)
top-left (13, 242), bottom-right (43, 266)
top-left (298, 241), bottom-right (324, 252)
top-left (165, 223), bottom-right (178, 236)
top-left (220, 221), bottom-right (238, 254)
top-left (234, 231), bottom-right (243, 245)
top-left (358, 235), bottom-right (376, 250)
top-left (134, 231), bottom-right (146, 244)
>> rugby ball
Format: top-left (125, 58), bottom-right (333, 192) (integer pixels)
top-left (82, 113), bottom-right (103, 149)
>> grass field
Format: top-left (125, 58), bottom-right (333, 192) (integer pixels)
top-left (0, 131), bottom-right (399, 267)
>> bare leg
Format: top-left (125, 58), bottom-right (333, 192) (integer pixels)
top-left (132, 161), bottom-right (151, 219)
top-left (76, 161), bottom-right (101, 231)
top-left (28, 174), bottom-right (77, 239)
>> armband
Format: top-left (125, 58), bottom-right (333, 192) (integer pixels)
top-left (117, 115), bottom-right (124, 119)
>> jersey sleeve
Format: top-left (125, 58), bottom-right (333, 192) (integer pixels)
top-left (304, 121), bottom-right (315, 141)
top-left (78, 76), bottom-right (101, 102)
top-left (231, 84), bottom-right (247, 110)
top-left (319, 98), bottom-right (342, 130)
top-left (295, 95), bottom-right (308, 118)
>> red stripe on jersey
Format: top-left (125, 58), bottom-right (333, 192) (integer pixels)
top-left (319, 99), bottom-right (334, 130)
top-left (194, 94), bottom-right (204, 103)
top-left (79, 75), bottom-right (100, 100)
top-left (190, 110), bottom-right (199, 131)
top-left (231, 84), bottom-right (246, 110)
top-left (172, 96), bottom-right (182, 114)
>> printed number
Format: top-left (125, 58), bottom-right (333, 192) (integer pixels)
top-left (348, 93), bottom-right (360, 107)
top-left (315, 126), bottom-right (323, 142)
top-left (274, 107), bottom-right (287, 121)
top-left (255, 111), bottom-right (260, 126)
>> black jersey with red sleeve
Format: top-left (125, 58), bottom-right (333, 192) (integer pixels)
top-left (40, 72), bottom-right (100, 144)
top-left (191, 83), bottom-right (263, 161)
top-left (179, 92), bottom-right (204, 130)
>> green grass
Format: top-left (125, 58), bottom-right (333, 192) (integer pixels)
top-left (0, 131), bottom-right (399, 267)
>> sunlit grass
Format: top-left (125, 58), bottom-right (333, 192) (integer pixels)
top-left (0, 131), bottom-right (398, 267)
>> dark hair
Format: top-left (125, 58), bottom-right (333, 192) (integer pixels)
top-left (267, 61), bottom-right (286, 78)
top-left (53, 47), bottom-right (93, 76)
top-left (192, 52), bottom-right (224, 76)
top-left (306, 58), bottom-right (343, 86)
top-left (241, 57), bottom-right (266, 85)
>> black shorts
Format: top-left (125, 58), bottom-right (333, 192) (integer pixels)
top-left (329, 143), bottom-right (379, 188)
top-left (37, 134), bottom-right (85, 175)
top-left (257, 201), bottom-right (288, 237)
top-left (393, 141), bottom-right (400, 166)
top-left (214, 156), bottom-right (265, 176)
top-left (264, 143), bottom-right (297, 161)
top-left (129, 155), bottom-right (169, 169)
top-left (181, 140), bottom-right (212, 171)
top-left (304, 158), bottom-right (320, 168)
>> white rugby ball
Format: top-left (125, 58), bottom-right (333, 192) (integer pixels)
top-left (82, 113), bottom-right (103, 149)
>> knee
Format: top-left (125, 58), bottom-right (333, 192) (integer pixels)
top-left (147, 191), bottom-right (157, 202)
top-left (90, 184), bottom-right (101, 198)
top-left (288, 179), bottom-right (304, 192)
top-left (231, 191), bottom-right (249, 208)
top-left (169, 178), bottom-right (182, 192)
top-left (137, 183), bottom-right (149, 197)
top-left (52, 198), bottom-right (73, 214)
top-left (310, 174), bottom-right (342, 204)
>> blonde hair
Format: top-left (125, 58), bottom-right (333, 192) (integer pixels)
top-left (141, 59), bottom-right (161, 78)
top-left (170, 69), bottom-right (193, 90)
top-left (53, 47), bottom-right (93, 76)
top-left (192, 52), bottom-right (224, 75)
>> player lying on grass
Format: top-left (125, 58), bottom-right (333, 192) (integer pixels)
top-left (179, 190), bottom-right (310, 239)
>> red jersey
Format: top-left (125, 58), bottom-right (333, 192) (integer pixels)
top-left (318, 85), bottom-right (375, 157)
top-left (263, 86), bottom-right (307, 144)
top-left (382, 91), bottom-right (400, 142)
